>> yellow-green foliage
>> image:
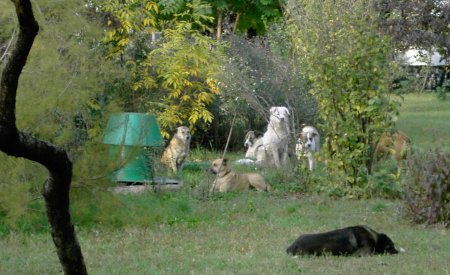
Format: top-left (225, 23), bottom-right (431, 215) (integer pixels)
top-left (286, 0), bottom-right (400, 186)
top-left (101, 0), bottom-right (223, 138)
top-left (3, 0), bottom-right (121, 145)
top-left (0, 155), bottom-right (46, 228)
top-left (0, 0), bottom-right (125, 224)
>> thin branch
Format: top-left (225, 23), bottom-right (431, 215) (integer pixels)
top-left (0, 27), bottom-right (17, 64)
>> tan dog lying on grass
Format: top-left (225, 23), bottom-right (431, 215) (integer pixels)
top-left (209, 158), bottom-right (270, 193)
top-left (161, 126), bottom-right (191, 172)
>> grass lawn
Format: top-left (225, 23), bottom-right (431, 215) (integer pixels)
top-left (396, 93), bottom-right (450, 149)
top-left (1, 195), bottom-right (449, 274)
top-left (0, 93), bottom-right (449, 274)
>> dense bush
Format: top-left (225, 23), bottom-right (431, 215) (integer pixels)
top-left (201, 34), bottom-right (317, 151)
top-left (285, 0), bottom-right (400, 186)
top-left (436, 78), bottom-right (450, 100)
top-left (402, 147), bottom-right (449, 227)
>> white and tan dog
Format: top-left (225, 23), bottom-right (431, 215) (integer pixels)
top-left (161, 126), bottom-right (191, 172)
top-left (244, 130), bottom-right (263, 159)
top-left (296, 125), bottom-right (320, 170)
top-left (257, 106), bottom-right (290, 168)
top-left (209, 158), bottom-right (270, 193)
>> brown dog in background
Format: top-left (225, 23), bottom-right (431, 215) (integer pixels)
top-left (374, 130), bottom-right (410, 175)
top-left (209, 158), bottom-right (270, 193)
top-left (161, 126), bottom-right (191, 172)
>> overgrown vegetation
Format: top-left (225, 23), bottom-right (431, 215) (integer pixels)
top-left (1, 1), bottom-right (450, 273)
top-left (285, 0), bottom-right (401, 186)
top-left (207, 34), bottom-right (317, 149)
top-left (403, 147), bottom-right (449, 226)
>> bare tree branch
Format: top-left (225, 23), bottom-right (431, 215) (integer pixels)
top-left (0, 27), bottom-right (17, 64)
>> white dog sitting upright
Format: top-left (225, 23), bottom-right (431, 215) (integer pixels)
top-left (257, 106), bottom-right (290, 168)
top-left (296, 125), bottom-right (320, 170)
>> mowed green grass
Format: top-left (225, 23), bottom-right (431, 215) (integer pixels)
top-left (396, 93), bottom-right (450, 149)
top-left (1, 195), bottom-right (449, 275)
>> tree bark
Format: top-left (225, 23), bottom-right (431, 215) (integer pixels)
top-left (0, 1), bottom-right (87, 274)
top-left (216, 11), bottom-right (223, 42)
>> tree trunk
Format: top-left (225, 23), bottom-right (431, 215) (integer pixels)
top-left (216, 11), bottom-right (223, 42)
top-left (0, 1), bottom-right (87, 274)
top-left (232, 13), bottom-right (240, 34)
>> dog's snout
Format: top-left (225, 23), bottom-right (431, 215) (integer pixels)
top-left (208, 167), bottom-right (217, 174)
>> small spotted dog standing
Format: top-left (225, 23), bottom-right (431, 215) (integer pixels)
top-left (243, 130), bottom-right (263, 159)
top-left (295, 125), bottom-right (320, 170)
top-left (286, 225), bottom-right (399, 256)
top-left (161, 126), bottom-right (191, 172)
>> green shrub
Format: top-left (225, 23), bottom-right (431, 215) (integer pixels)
top-left (0, 156), bottom-right (47, 235)
top-left (367, 159), bottom-right (403, 198)
top-left (286, 0), bottom-right (400, 187)
top-left (436, 79), bottom-right (450, 100)
top-left (402, 146), bottom-right (449, 226)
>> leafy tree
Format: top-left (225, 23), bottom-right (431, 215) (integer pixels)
top-left (376, 0), bottom-right (450, 58)
top-left (155, 0), bottom-right (283, 40)
top-left (207, 0), bottom-right (283, 40)
top-left (375, 0), bottom-right (450, 99)
top-left (0, 0), bottom-right (123, 226)
top-left (100, 0), bottom-right (223, 138)
top-left (0, 0), bottom-right (87, 273)
top-left (285, 0), bottom-right (400, 186)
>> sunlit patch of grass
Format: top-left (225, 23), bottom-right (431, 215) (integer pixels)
top-left (396, 93), bottom-right (450, 149)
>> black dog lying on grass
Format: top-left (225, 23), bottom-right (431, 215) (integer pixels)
top-left (287, 225), bottom-right (398, 256)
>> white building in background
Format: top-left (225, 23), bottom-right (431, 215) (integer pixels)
top-left (399, 48), bottom-right (449, 66)
top-left (398, 48), bottom-right (450, 90)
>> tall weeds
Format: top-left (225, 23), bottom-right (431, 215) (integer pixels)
top-left (402, 146), bottom-right (449, 227)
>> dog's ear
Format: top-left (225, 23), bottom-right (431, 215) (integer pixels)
top-left (222, 158), bottom-right (228, 165)
top-left (283, 107), bottom-right (290, 116)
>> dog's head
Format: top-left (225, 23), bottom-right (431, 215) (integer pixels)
top-left (286, 241), bottom-right (300, 255)
top-left (296, 132), bottom-right (316, 155)
top-left (375, 233), bottom-right (398, 254)
top-left (174, 126), bottom-right (191, 143)
top-left (244, 131), bottom-right (257, 148)
top-left (209, 158), bottom-right (229, 175)
top-left (301, 132), bottom-right (318, 150)
top-left (269, 106), bottom-right (290, 124)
